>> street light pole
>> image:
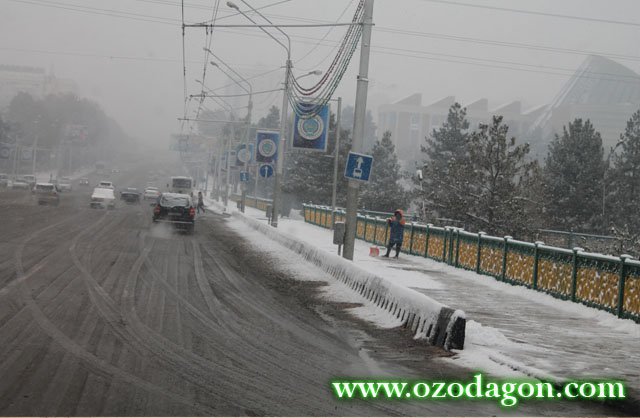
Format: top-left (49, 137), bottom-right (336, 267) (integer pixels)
top-left (205, 53), bottom-right (254, 213)
top-left (331, 97), bottom-right (342, 228)
top-left (343, 0), bottom-right (374, 260)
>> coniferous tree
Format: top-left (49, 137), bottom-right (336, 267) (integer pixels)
top-left (282, 112), bottom-right (352, 206)
top-left (467, 116), bottom-right (535, 236)
top-left (544, 118), bottom-right (605, 231)
top-left (360, 131), bottom-right (408, 212)
top-left (419, 102), bottom-right (472, 222)
top-left (608, 110), bottom-right (640, 250)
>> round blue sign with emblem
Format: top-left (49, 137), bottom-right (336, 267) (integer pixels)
top-left (297, 114), bottom-right (324, 141)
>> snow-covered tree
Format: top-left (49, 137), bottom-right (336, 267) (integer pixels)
top-left (467, 116), bottom-right (535, 236)
top-left (544, 118), bottom-right (605, 231)
top-left (419, 102), bottom-right (472, 223)
top-left (608, 110), bottom-right (640, 250)
top-left (360, 131), bottom-right (408, 212)
top-left (258, 105), bottom-right (280, 129)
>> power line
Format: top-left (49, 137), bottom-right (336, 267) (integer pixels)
top-left (418, 0), bottom-right (640, 28)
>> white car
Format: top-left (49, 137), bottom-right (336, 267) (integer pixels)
top-left (90, 187), bottom-right (116, 209)
top-left (143, 187), bottom-right (161, 200)
top-left (56, 177), bottom-right (73, 192)
top-left (97, 180), bottom-right (114, 189)
top-left (11, 177), bottom-right (30, 190)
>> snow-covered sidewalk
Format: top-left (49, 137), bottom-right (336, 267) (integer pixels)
top-left (210, 201), bottom-right (640, 397)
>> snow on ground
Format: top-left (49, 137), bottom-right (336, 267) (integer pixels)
top-left (206, 199), bottom-right (640, 392)
top-left (217, 208), bottom-right (406, 332)
top-left (35, 166), bottom-right (94, 183)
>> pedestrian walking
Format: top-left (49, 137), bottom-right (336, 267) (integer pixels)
top-left (383, 209), bottom-right (405, 258)
top-left (197, 191), bottom-right (205, 214)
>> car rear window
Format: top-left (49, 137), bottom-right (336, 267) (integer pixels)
top-left (36, 184), bottom-right (54, 191)
top-left (160, 195), bottom-right (190, 207)
top-left (172, 178), bottom-right (192, 188)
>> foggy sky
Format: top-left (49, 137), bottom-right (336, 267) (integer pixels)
top-left (2, 0), bottom-right (640, 145)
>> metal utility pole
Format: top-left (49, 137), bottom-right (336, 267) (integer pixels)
top-left (271, 58), bottom-right (291, 227)
top-left (224, 123), bottom-right (234, 208)
top-left (331, 97), bottom-right (342, 228)
top-left (32, 134), bottom-right (39, 175)
top-left (343, 0), bottom-right (374, 260)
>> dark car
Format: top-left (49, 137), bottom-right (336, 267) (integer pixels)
top-left (120, 187), bottom-right (141, 204)
top-left (152, 192), bottom-right (195, 233)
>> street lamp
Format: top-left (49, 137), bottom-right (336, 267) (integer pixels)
top-left (204, 50), bottom-right (254, 213)
top-left (227, 0), bottom-right (291, 228)
top-left (296, 70), bottom-right (322, 80)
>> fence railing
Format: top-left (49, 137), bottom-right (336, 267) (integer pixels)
top-left (229, 194), bottom-right (273, 212)
top-left (303, 204), bottom-right (640, 323)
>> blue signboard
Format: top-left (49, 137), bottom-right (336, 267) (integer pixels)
top-left (235, 143), bottom-right (254, 166)
top-left (259, 164), bottom-right (274, 178)
top-left (239, 171), bottom-right (250, 182)
top-left (292, 103), bottom-right (329, 152)
top-left (256, 130), bottom-right (279, 163)
top-left (344, 151), bottom-right (373, 182)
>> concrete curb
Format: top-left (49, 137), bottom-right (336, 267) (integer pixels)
top-left (232, 212), bottom-right (466, 351)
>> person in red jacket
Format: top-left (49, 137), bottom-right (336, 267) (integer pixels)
top-left (383, 209), bottom-right (405, 258)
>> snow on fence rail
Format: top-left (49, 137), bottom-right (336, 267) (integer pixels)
top-left (232, 211), bottom-right (466, 351)
top-left (303, 204), bottom-right (640, 323)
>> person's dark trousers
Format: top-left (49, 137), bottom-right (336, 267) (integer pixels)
top-left (197, 204), bottom-right (204, 214)
top-left (384, 242), bottom-right (402, 258)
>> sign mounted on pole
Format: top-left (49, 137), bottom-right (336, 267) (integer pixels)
top-left (0, 145), bottom-right (10, 159)
top-left (235, 143), bottom-right (254, 166)
top-left (259, 164), bottom-right (274, 178)
top-left (292, 103), bottom-right (329, 152)
top-left (239, 171), bottom-right (250, 182)
top-left (21, 147), bottom-right (33, 161)
top-left (255, 130), bottom-right (279, 163)
top-left (344, 151), bottom-right (373, 182)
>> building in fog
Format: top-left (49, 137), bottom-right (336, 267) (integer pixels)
top-left (528, 55), bottom-right (640, 154)
top-left (0, 65), bottom-right (78, 111)
top-left (378, 94), bottom-right (544, 168)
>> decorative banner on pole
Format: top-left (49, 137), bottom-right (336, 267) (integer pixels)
top-left (235, 144), bottom-right (254, 166)
top-left (255, 130), bottom-right (279, 163)
top-left (66, 124), bottom-right (88, 144)
top-left (21, 147), bottom-right (33, 161)
top-left (292, 103), bottom-right (329, 152)
top-left (0, 145), bottom-right (11, 159)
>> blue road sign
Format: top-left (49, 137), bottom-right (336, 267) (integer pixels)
top-left (344, 151), bottom-right (373, 182)
top-left (239, 171), bottom-right (250, 182)
top-left (259, 164), bottom-right (274, 178)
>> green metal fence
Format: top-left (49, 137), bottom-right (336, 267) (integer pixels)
top-left (303, 204), bottom-right (640, 323)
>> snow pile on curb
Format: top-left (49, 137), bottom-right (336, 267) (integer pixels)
top-left (232, 212), bottom-right (466, 351)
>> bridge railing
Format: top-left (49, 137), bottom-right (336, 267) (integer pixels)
top-left (302, 204), bottom-right (640, 323)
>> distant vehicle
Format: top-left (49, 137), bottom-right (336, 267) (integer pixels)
top-left (22, 175), bottom-right (37, 188)
top-left (0, 173), bottom-right (9, 188)
top-left (120, 188), bottom-right (140, 204)
top-left (97, 180), bottom-right (114, 189)
top-left (79, 178), bottom-right (90, 186)
top-left (34, 183), bottom-right (60, 206)
top-left (169, 176), bottom-right (194, 196)
top-left (111, 168), bottom-right (120, 174)
top-left (11, 177), bottom-right (30, 190)
top-left (90, 187), bottom-right (116, 209)
top-left (56, 177), bottom-right (73, 192)
top-left (143, 186), bottom-right (161, 200)
top-left (152, 192), bottom-right (195, 233)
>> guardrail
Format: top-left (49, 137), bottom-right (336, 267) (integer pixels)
top-left (303, 204), bottom-right (640, 323)
top-left (229, 194), bottom-right (272, 212)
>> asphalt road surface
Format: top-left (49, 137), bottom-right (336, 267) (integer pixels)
top-left (0, 163), bottom-right (631, 416)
